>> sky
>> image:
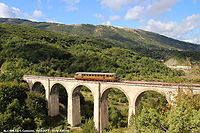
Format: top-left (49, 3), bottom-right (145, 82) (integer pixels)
top-left (0, 0), bottom-right (200, 44)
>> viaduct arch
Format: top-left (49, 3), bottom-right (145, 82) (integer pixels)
top-left (32, 82), bottom-right (45, 94)
top-left (23, 75), bottom-right (200, 132)
top-left (133, 88), bottom-right (170, 108)
top-left (100, 86), bottom-right (130, 129)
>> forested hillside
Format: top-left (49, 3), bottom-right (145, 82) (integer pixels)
top-left (1, 18), bottom-right (200, 67)
top-left (0, 23), bottom-right (199, 132)
top-left (0, 23), bottom-right (190, 83)
top-left (1, 18), bottom-right (200, 52)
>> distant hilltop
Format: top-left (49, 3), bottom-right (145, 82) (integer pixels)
top-left (0, 18), bottom-right (200, 52)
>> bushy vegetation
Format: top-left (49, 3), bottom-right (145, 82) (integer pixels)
top-left (128, 89), bottom-right (200, 133)
top-left (0, 83), bottom-right (50, 131)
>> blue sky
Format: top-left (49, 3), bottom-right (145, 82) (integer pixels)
top-left (0, 0), bottom-right (200, 44)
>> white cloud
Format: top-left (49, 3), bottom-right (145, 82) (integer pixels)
top-left (46, 18), bottom-right (61, 23)
top-left (11, 7), bottom-right (34, 20)
top-left (124, 5), bottom-right (145, 20)
top-left (62, 0), bottom-right (80, 5)
top-left (184, 38), bottom-right (200, 44)
top-left (125, 0), bottom-right (181, 20)
top-left (146, 0), bottom-right (180, 18)
top-left (102, 21), bottom-right (111, 26)
top-left (101, 0), bottom-right (132, 11)
top-left (0, 3), bottom-right (16, 18)
top-left (66, 6), bottom-right (78, 11)
top-left (11, 7), bottom-right (20, 16)
top-left (0, 3), bottom-right (56, 23)
top-left (11, 7), bottom-right (39, 21)
top-left (33, 10), bottom-right (45, 18)
top-left (94, 14), bottom-right (112, 26)
top-left (110, 15), bottom-right (121, 21)
top-left (94, 14), bottom-right (105, 21)
top-left (62, 0), bottom-right (80, 11)
top-left (140, 14), bottom-right (200, 44)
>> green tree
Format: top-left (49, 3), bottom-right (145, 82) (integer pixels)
top-left (133, 107), bottom-right (166, 132)
top-left (0, 82), bottom-right (28, 113)
top-left (129, 89), bottom-right (200, 132)
top-left (168, 89), bottom-right (200, 132)
top-left (0, 99), bottom-right (23, 131)
top-left (168, 102), bottom-right (200, 132)
top-left (25, 91), bottom-right (50, 129)
top-left (82, 118), bottom-right (97, 133)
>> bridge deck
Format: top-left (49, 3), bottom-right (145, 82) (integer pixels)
top-left (23, 75), bottom-right (200, 89)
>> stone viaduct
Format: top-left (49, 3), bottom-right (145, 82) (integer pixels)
top-left (23, 75), bottom-right (200, 132)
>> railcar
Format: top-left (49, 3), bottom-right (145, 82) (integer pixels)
top-left (74, 72), bottom-right (118, 82)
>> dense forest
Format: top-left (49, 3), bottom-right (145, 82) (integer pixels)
top-left (0, 23), bottom-right (199, 132)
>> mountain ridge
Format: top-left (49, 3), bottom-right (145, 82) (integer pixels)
top-left (0, 18), bottom-right (200, 52)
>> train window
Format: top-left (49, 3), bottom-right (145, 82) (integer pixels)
top-left (79, 74), bottom-right (81, 76)
top-left (89, 74), bottom-right (91, 76)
